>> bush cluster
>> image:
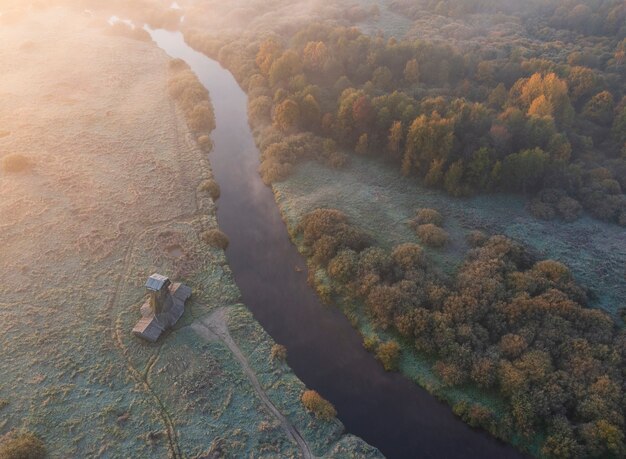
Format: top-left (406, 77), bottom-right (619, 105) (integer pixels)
top-left (298, 208), bottom-right (625, 457)
top-left (200, 229), bottom-right (229, 249)
top-left (416, 224), bottom-right (449, 248)
top-left (0, 430), bottom-right (46, 459)
top-left (528, 188), bottom-right (582, 222)
top-left (168, 60), bottom-right (216, 139)
top-left (414, 208), bottom-right (444, 226)
top-left (271, 344), bottom-right (287, 362)
top-left (301, 390), bottom-right (337, 421)
top-left (1, 154), bottom-right (31, 173)
top-left (375, 340), bottom-right (401, 371)
top-left (198, 179), bottom-right (220, 200)
top-left (297, 209), bottom-right (370, 266)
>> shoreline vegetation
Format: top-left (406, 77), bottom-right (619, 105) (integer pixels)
top-left (292, 206), bottom-right (622, 458)
top-left (178, 1), bottom-right (626, 456)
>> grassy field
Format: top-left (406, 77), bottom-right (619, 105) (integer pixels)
top-left (0, 7), bottom-right (381, 457)
top-left (274, 157), bottom-right (626, 316)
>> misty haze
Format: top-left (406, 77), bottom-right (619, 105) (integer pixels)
top-left (0, 1), bottom-right (625, 458)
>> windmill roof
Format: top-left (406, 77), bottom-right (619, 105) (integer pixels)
top-left (145, 273), bottom-right (170, 291)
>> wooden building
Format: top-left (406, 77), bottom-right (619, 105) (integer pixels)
top-left (132, 273), bottom-right (191, 342)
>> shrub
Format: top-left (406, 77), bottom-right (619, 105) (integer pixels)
top-left (188, 104), bottom-right (215, 132)
top-left (358, 247), bottom-right (393, 278)
top-left (366, 284), bottom-right (406, 329)
top-left (414, 208), bottom-right (444, 226)
top-left (201, 229), bottom-right (229, 249)
top-left (315, 282), bottom-right (333, 304)
top-left (311, 235), bottom-right (339, 265)
top-left (259, 159), bottom-right (293, 184)
top-left (197, 135), bottom-right (213, 152)
top-left (453, 401), bottom-right (494, 429)
top-left (324, 150), bottom-right (349, 168)
top-left (298, 209), bottom-right (348, 244)
top-left (328, 249), bottom-right (358, 283)
top-left (434, 361), bottom-right (466, 386)
top-left (391, 243), bottom-right (425, 271)
top-left (376, 340), bottom-right (401, 371)
top-left (556, 196), bottom-right (582, 222)
top-left (248, 96), bottom-right (272, 124)
top-left (271, 344), bottom-right (287, 362)
top-left (528, 199), bottom-right (556, 220)
top-left (534, 260), bottom-right (571, 283)
top-left (198, 179), bottom-right (220, 200)
top-left (168, 68), bottom-right (215, 135)
top-left (499, 334), bottom-right (528, 359)
top-left (363, 335), bottom-right (380, 352)
top-left (528, 189), bottom-right (583, 222)
top-left (417, 224), bottom-right (449, 248)
top-left (0, 430), bottom-right (46, 459)
top-left (301, 390), bottom-right (336, 421)
top-left (466, 230), bottom-right (487, 247)
top-left (1, 154), bottom-right (31, 173)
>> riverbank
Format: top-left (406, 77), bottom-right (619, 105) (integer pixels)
top-left (151, 21), bottom-right (528, 458)
top-left (270, 154), bottom-right (625, 457)
top-left (0, 7), bottom-right (381, 457)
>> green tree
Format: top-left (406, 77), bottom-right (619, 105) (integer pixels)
top-left (502, 148), bottom-right (549, 193)
top-left (612, 99), bottom-right (626, 144)
top-left (542, 417), bottom-right (580, 459)
top-left (402, 112), bottom-right (454, 176)
top-left (443, 160), bottom-right (466, 196)
top-left (466, 147), bottom-right (493, 190)
top-left (583, 91), bottom-right (615, 126)
top-left (372, 66), bottom-right (393, 91)
top-left (488, 83), bottom-right (507, 109)
top-left (567, 66), bottom-right (596, 103)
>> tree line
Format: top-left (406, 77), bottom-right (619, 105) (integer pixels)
top-left (187, 17), bottom-right (626, 225)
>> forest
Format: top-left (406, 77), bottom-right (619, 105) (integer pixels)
top-left (178, 1), bottom-right (626, 457)
top-left (187, 0), bottom-right (626, 226)
top-left (297, 207), bottom-right (624, 458)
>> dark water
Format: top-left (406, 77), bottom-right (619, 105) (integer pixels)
top-left (149, 28), bottom-right (526, 459)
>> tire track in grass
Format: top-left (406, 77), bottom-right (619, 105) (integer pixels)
top-left (191, 307), bottom-right (315, 459)
top-left (105, 214), bottom-right (200, 459)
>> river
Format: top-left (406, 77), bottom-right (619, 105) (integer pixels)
top-left (148, 28), bottom-right (526, 459)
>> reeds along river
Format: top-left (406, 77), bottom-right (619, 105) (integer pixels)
top-left (147, 27), bottom-right (527, 459)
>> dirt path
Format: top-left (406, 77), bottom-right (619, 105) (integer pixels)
top-left (191, 308), bottom-right (315, 459)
